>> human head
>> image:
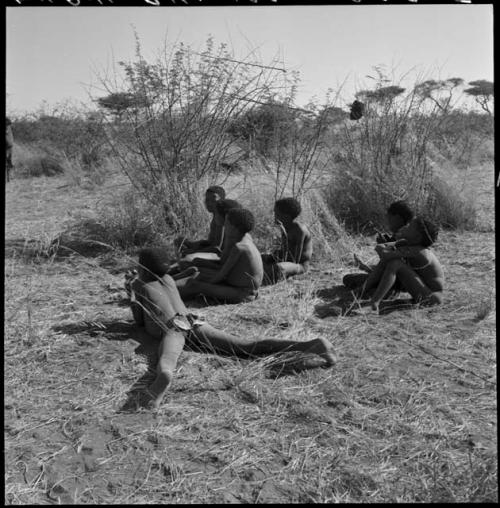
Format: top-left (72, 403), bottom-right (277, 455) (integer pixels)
top-left (225, 208), bottom-right (255, 237)
top-left (386, 200), bottom-right (414, 233)
top-left (274, 197), bottom-right (302, 224)
top-left (138, 248), bottom-right (170, 278)
top-left (399, 217), bottom-right (438, 247)
top-left (204, 186), bottom-right (226, 213)
top-left (214, 199), bottom-right (242, 222)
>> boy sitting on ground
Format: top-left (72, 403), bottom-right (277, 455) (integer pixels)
top-left (343, 200), bottom-right (414, 292)
top-left (262, 197), bottom-right (312, 284)
top-left (126, 247), bottom-right (336, 409)
top-left (175, 208), bottom-right (263, 304)
top-left (168, 199), bottom-right (242, 276)
top-left (174, 185), bottom-right (226, 262)
top-left (357, 216), bottom-right (444, 314)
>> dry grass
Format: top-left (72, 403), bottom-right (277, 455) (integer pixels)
top-left (4, 166), bottom-right (496, 504)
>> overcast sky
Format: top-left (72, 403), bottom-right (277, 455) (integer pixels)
top-left (6, 4), bottom-right (494, 115)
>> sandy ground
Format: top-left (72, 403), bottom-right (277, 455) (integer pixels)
top-left (4, 172), bottom-right (496, 504)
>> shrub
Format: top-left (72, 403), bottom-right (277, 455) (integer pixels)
top-left (323, 69), bottom-right (492, 233)
top-left (11, 107), bottom-right (108, 174)
top-left (13, 144), bottom-right (65, 178)
top-left (94, 35), bottom-right (310, 237)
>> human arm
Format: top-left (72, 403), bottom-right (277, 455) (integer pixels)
top-left (374, 240), bottom-right (422, 263)
top-left (208, 246), bottom-right (241, 284)
top-left (290, 227), bottom-right (311, 264)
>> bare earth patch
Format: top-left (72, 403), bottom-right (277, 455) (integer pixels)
top-left (4, 176), bottom-right (496, 504)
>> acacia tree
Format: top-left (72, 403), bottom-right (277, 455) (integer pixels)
top-left (413, 77), bottom-right (464, 113)
top-left (464, 80), bottom-right (494, 115)
top-left (96, 92), bottom-right (149, 122)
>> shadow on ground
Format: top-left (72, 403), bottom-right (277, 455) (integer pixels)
top-left (314, 284), bottom-right (415, 317)
top-left (52, 320), bottom-right (159, 412)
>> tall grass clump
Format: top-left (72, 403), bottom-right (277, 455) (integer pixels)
top-left (49, 188), bottom-right (174, 261)
top-left (13, 144), bottom-right (65, 178)
top-left (324, 68), bottom-right (493, 232)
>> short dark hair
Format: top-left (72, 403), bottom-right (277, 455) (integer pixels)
top-left (206, 186), bottom-right (226, 199)
top-left (275, 197), bottom-right (302, 219)
top-left (226, 208), bottom-right (255, 234)
top-left (138, 248), bottom-right (170, 277)
top-left (387, 200), bottom-right (414, 224)
top-left (415, 217), bottom-right (438, 247)
top-left (215, 198), bottom-right (242, 218)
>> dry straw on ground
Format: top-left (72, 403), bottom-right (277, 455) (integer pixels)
top-left (4, 167), bottom-right (496, 504)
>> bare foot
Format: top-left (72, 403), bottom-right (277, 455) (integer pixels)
top-left (310, 338), bottom-right (337, 366)
top-left (145, 370), bottom-right (173, 409)
top-left (355, 301), bottom-right (380, 315)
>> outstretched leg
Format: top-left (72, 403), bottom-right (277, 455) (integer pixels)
top-left (263, 261), bottom-right (284, 285)
top-left (178, 279), bottom-right (256, 304)
top-left (189, 323), bottom-right (336, 365)
top-left (147, 329), bottom-right (185, 409)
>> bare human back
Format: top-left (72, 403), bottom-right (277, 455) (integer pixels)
top-left (263, 197), bottom-right (312, 283)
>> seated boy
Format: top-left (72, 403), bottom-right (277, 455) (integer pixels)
top-left (175, 208), bottom-right (263, 304)
top-left (174, 185), bottom-right (226, 262)
top-left (343, 200), bottom-right (414, 291)
top-left (168, 199), bottom-right (242, 276)
top-left (126, 247), bottom-right (336, 408)
top-left (359, 216), bottom-right (444, 313)
top-left (262, 197), bottom-right (312, 284)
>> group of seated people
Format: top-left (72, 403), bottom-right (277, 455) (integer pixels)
top-left (124, 186), bottom-right (444, 408)
top-left (162, 185), bottom-right (312, 304)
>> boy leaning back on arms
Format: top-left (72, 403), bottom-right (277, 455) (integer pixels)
top-left (126, 248), bottom-right (336, 409)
